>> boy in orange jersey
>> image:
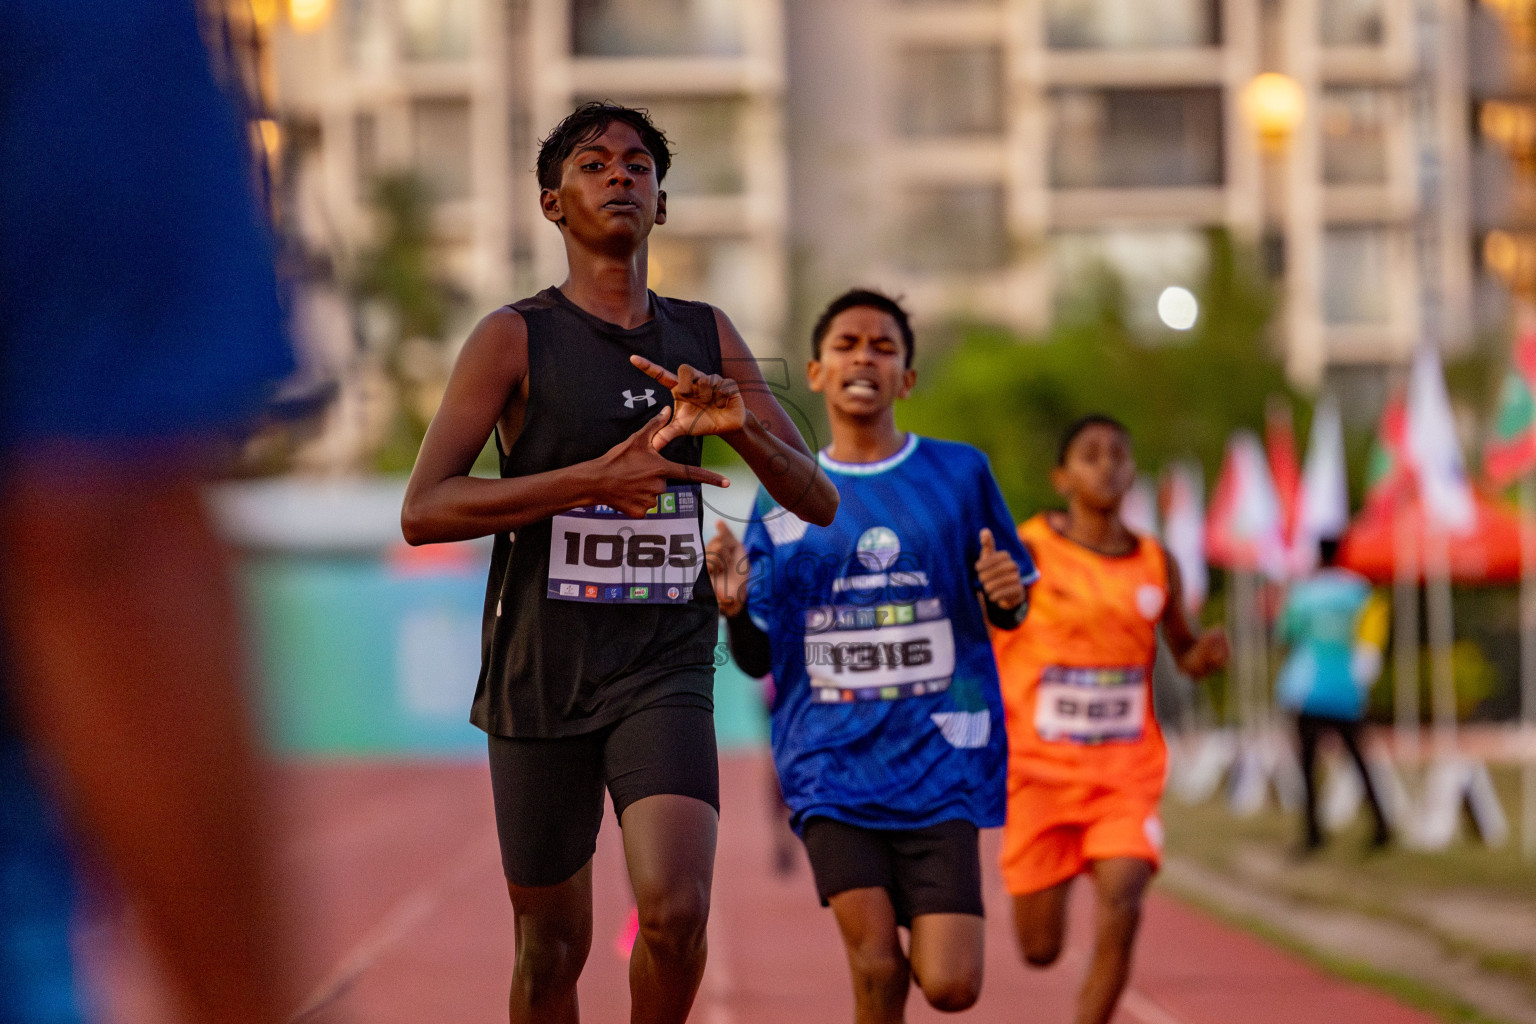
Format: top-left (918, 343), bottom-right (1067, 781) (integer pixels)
top-left (992, 415), bottom-right (1228, 1024)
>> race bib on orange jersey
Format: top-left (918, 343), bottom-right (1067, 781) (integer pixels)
top-left (546, 484), bottom-right (703, 604)
top-left (1034, 665), bottom-right (1147, 744)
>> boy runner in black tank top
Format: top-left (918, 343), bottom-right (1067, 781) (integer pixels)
top-left (402, 103), bottom-right (837, 1024)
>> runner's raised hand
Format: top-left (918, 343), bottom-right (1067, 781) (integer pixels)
top-left (975, 528), bottom-right (1024, 610)
top-left (597, 406), bottom-right (730, 518)
top-left (707, 520), bottom-right (750, 616)
top-left (630, 354), bottom-right (747, 449)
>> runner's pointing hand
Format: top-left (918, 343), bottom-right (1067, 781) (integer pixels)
top-left (631, 354), bottom-right (748, 449)
top-left (597, 406), bottom-right (730, 518)
top-left (975, 528), bottom-right (1024, 610)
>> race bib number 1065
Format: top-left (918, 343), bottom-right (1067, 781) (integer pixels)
top-left (546, 484), bottom-right (703, 604)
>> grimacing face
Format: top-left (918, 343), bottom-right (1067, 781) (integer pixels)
top-left (807, 306), bottom-right (915, 420)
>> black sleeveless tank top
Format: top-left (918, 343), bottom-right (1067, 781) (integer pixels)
top-left (470, 287), bottom-right (722, 737)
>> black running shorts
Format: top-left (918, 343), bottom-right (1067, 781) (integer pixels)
top-left (487, 701), bottom-right (719, 887)
top-left (801, 817), bottom-right (983, 926)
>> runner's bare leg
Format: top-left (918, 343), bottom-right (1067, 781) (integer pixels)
top-left (827, 887), bottom-right (909, 1024)
top-left (1076, 857), bottom-right (1153, 1024)
top-left (1012, 876), bottom-right (1073, 967)
top-left (908, 912), bottom-right (983, 1011)
top-left (621, 794), bottom-right (717, 1024)
top-left (506, 862), bottom-right (593, 1024)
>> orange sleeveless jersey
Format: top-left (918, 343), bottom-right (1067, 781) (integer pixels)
top-left (993, 515), bottom-right (1170, 795)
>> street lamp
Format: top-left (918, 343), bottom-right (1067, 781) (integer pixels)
top-left (289, 0), bottom-right (331, 33)
top-left (1241, 72), bottom-right (1306, 153)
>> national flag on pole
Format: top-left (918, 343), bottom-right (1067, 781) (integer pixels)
top-left (1161, 460), bottom-right (1208, 613)
top-left (1406, 347), bottom-right (1476, 533)
top-left (1484, 321), bottom-right (1536, 488)
top-left (1290, 394), bottom-right (1350, 576)
top-left (1266, 398), bottom-right (1302, 542)
top-left (1363, 386), bottom-right (1410, 511)
top-left (1206, 430), bottom-right (1288, 581)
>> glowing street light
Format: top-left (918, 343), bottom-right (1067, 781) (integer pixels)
top-left (1158, 286), bottom-right (1199, 331)
top-left (1241, 72), bottom-right (1306, 152)
top-left (289, 0), bottom-right (331, 32)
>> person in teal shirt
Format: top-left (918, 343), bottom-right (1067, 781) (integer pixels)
top-left (1275, 539), bottom-right (1391, 851)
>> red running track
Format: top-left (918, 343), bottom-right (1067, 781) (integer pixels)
top-left (89, 753), bottom-right (1438, 1024)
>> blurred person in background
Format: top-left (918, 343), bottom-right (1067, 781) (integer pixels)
top-left (992, 415), bottom-right (1227, 1024)
top-left (1275, 538), bottom-right (1392, 853)
top-left (401, 101), bottom-right (834, 1023)
top-left (0, 1), bottom-right (298, 1021)
top-left (709, 289), bottom-right (1034, 1024)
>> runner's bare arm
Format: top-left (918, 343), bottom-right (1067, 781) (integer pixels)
top-left (1160, 551), bottom-right (1229, 678)
top-left (630, 309), bottom-right (838, 527)
top-left (402, 309), bottom-right (729, 544)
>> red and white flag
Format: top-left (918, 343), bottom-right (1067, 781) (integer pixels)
top-left (1406, 347), bottom-right (1475, 534)
top-left (1290, 394), bottom-right (1350, 576)
top-left (1206, 430), bottom-right (1288, 581)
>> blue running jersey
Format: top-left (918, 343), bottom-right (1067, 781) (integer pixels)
top-left (743, 436), bottom-right (1038, 832)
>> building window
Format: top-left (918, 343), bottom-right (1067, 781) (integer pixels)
top-left (412, 98), bottom-right (472, 201)
top-left (897, 47), bottom-right (1005, 138)
top-left (1323, 227), bottom-right (1392, 324)
top-left (345, 0), bottom-right (391, 71)
top-left (1046, 0), bottom-right (1219, 48)
top-left (900, 185), bottom-right (1008, 272)
top-left (1321, 0), bottom-right (1384, 46)
top-left (1321, 88), bottom-right (1391, 186)
top-left (1050, 88), bottom-right (1223, 189)
top-left (648, 236), bottom-right (755, 315)
top-left (583, 96), bottom-right (746, 196)
top-left (401, 0), bottom-right (473, 61)
top-left (571, 0), bottom-right (744, 58)
top-left (1052, 229), bottom-right (1209, 332)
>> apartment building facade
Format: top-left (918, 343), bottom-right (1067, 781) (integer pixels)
top-left (788, 0), bottom-right (1478, 391)
top-left (269, 0), bottom-right (1486, 448)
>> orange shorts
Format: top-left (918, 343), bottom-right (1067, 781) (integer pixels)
top-left (1000, 777), bottom-right (1163, 895)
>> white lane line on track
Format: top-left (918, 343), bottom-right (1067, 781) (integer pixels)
top-left (289, 827), bottom-right (500, 1022)
top-left (1120, 987), bottom-right (1192, 1024)
top-left (1038, 940), bottom-right (1192, 1024)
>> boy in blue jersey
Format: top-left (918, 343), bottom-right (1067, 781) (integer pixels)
top-left (709, 289), bottom-right (1035, 1022)
top-left (1276, 538), bottom-right (1391, 851)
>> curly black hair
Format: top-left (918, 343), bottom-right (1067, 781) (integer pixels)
top-left (536, 101), bottom-right (673, 191)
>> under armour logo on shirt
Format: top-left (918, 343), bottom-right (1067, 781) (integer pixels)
top-left (623, 389), bottom-right (657, 408)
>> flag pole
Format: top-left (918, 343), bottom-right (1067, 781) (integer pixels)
top-left (1394, 498), bottom-right (1421, 766)
top-left (1520, 472), bottom-right (1536, 861)
top-left (1425, 522), bottom-right (1458, 764)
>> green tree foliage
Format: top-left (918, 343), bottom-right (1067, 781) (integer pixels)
top-left (357, 173), bottom-right (450, 342)
top-left (898, 230), bottom-right (1290, 519)
top-left (354, 173), bottom-right (462, 474)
